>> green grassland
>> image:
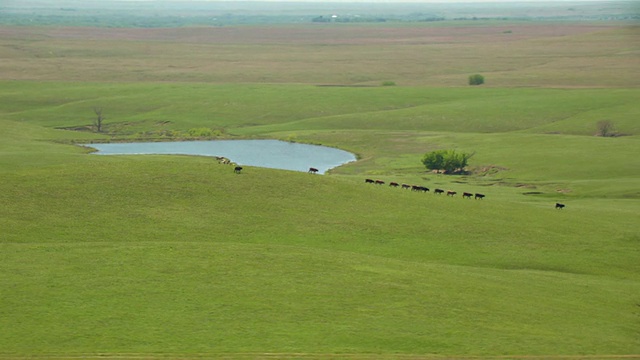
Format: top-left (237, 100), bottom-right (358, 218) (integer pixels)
top-left (1, 19), bottom-right (639, 359)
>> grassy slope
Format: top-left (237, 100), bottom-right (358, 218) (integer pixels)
top-left (1, 22), bottom-right (639, 358)
top-left (0, 146), bottom-right (638, 356)
top-left (4, 82), bottom-right (637, 136)
top-left (3, 81), bottom-right (638, 199)
top-left (1, 81), bottom-right (639, 357)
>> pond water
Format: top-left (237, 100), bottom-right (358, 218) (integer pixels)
top-left (84, 140), bottom-right (357, 174)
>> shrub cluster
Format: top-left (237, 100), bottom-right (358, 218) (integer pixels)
top-left (135, 128), bottom-right (224, 139)
top-left (468, 74), bottom-right (485, 86)
top-left (422, 149), bottom-right (473, 174)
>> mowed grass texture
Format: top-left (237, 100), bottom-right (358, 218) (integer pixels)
top-left (1, 21), bottom-right (640, 358)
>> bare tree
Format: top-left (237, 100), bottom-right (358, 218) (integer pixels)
top-left (596, 120), bottom-right (615, 137)
top-left (93, 107), bottom-right (105, 132)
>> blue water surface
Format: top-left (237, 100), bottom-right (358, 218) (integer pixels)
top-left (84, 140), bottom-right (356, 174)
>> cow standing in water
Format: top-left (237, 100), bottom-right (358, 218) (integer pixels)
top-left (234, 166), bottom-right (243, 174)
top-left (308, 167), bottom-right (319, 174)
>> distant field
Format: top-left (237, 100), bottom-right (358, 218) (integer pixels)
top-left (0, 23), bottom-right (638, 86)
top-left (0, 17), bottom-right (639, 360)
top-left (3, 0), bottom-right (637, 27)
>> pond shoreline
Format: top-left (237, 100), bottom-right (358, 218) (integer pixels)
top-left (82, 139), bottom-right (357, 175)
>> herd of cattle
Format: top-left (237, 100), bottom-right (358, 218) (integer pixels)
top-left (363, 177), bottom-right (565, 209)
top-left (234, 165), bottom-right (565, 209)
top-left (364, 178), bottom-right (486, 200)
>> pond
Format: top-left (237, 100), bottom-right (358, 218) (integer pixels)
top-left (84, 140), bottom-right (357, 174)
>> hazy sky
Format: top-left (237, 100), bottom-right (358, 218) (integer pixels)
top-left (106, 0), bottom-right (617, 2)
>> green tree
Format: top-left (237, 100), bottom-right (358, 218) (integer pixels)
top-left (422, 150), bottom-right (445, 171)
top-left (93, 107), bottom-right (104, 132)
top-left (422, 150), bottom-right (473, 174)
top-left (468, 74), bottom-right (485, 85)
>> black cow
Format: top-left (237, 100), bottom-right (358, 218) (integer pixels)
top-left (475, 193), bottom-right (485, 200)
top-left (446, 191), bottom-right (457, 197)
top-left (234, 166), bottom-right (243, 174)
top-left (389, 182), bottom-right (399, 187)
top-left (434, 189), bottom-right (444, 195)
top-left (401, 184), bottom-right (411, 190)
top-left (462, 192), bottom-right (473, 199)
top-left (308, 167), bottom-right (319, 174)
top-left (365, 178), bottom-right (375, 184)
top-left (555, 203), bottom-right (565, 209)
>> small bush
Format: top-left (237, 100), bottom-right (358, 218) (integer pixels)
top-left (286, 133), bottom-right (298, 143)
top-left (596, 120), bottom-right (616, 137)
top-left (188, 127), bottom-right (214, 137)
top-left (468, 74), bottom-right (485, 86)
top-left (159, 129), bottom-right (180, 137)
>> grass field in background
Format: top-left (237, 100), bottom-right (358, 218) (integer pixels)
top-left (0, 19), bottom-right (639, 359)
top-left (1, 23), bottom-right (638, 86)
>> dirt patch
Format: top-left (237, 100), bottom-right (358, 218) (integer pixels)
top-left (55, 125), bottom-right (97, 133)
top-left (472, 165), bottom-right (509, 177)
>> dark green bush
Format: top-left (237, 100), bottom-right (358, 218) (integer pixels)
top-left (422, 149), bottom-right (473, 173)
top-left (468, 74), bottom-right (485, 86)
